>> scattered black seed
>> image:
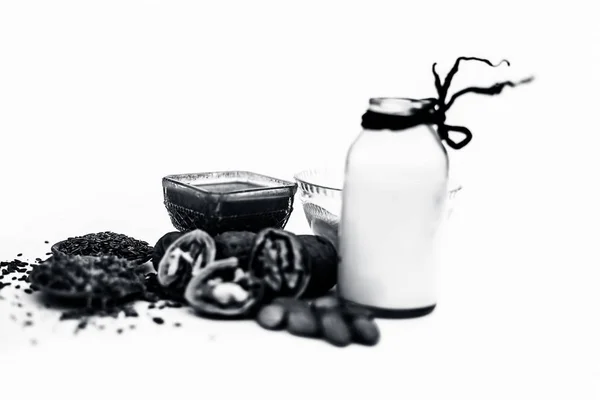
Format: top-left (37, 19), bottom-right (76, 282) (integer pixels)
top-left (26, 312), bottom-right (33, 317)
top-left (45, 253), bottom-right (51, 255)
top-left (23, 321), bottom-right (33, 327)
top-left (24, 289), bottom-right (33, 294)
top-left (152, 317), bottom-right (164, 325)
top-left (75, 320), bottom-right (88, 333)
top-left (148, 304), bottom-right (156, 309)
top-left (44, 241), bottom-right (49, 244)
top-left (117, 328), bottom-right (123, 334)
top-left (129, 325), bottom-right (136, 330)
top-left (17, 253), bottom-right (23, 257)
top-left (174, 322), bottom-right (182, 327)
top-left (17, 303), bottom-right (23, 308)
top-left (15, 285), bottom-right (20, 289)
top-left (12, 277), bottom-right (16, 281)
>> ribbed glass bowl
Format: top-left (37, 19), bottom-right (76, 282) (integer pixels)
top-left (294, 168), bottom-right (462, 247)
top-left (163, 171), bottom-right (297, 236)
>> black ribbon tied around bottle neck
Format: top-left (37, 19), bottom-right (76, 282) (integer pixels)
top-left (361, 57), bottom-right (535, 150)
top-left (361, 101), bottom-right (474, 150)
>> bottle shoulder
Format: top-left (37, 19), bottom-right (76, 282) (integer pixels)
top-left (347, 126), bottom-right (447, 163)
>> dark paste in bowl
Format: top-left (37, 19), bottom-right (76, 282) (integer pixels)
top-left (162, 171), bottom-right (297, 236)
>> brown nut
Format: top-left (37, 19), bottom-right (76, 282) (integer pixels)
top-left (273, 297), bottom-right (304, 310)
top-left (157, 229), bottom-right (216, 299)
top-left (286, 303), bottom-right (320, 338)
top-left (214, 231), bottom-right (257, 269)
top-left (184, 257), bottom-right (264, 319)
top-left (256, 303), bottom-right (287, 331)
top-left (152, 231), bottom-right (184, 271)
top-left (341, 302), bottom-right (375, 320)
top-left (319, 310), bottom-right (352, 347)
top-left (312, 296), bottom-right (341, 312)
top-left (249, 229), bottom-right (311, 299)
top-left (296, 235), bottom-right (338, 299)
top-left (350, 317), bottom-right (380, 346)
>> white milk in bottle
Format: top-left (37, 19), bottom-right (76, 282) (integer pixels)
top-left (338, 97), bottom-right (449, 318)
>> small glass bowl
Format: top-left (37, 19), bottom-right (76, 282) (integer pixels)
top-left (294, 168), bottom-right (462, 247)
top-left (163, 171), bottom-right (298, 236)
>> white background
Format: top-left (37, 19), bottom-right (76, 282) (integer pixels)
top-left (0, 0), bottom-right (599, 399)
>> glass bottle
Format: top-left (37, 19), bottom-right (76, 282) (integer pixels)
top-left (338, 97), bottom-right (449, 318)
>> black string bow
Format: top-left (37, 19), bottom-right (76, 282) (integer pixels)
top-left (361, 57), bottom-right (534, 150)
top-left (430, 57), bottom-right (534, 149)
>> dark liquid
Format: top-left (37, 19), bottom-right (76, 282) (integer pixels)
top-left (193, 181), bottom-right (265, 193)
top-left (164, 175), bottom-right (295, 235)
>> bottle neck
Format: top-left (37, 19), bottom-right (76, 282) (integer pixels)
top-left (361, 98), bottom-right (437, 132)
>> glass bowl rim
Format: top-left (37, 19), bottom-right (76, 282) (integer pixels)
top-left (294, 168), bottom-right (463, 194)
top-left (294, 169), bottom-right (343, 193)
top-left (163, 170), bottom-right (298, 195)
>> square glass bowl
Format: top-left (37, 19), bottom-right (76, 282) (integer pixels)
top-left (163, 171), bottom-right (298, 236)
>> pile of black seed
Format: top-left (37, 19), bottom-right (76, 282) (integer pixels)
top-left (1, 248), bottom-right (185, 339)
top-left (54, 231), bottom-right (153, 264)
top-left (47, 269), bottom-right (185, 332)
top-left (29, 254), bottom-right (146, 302)
top-left (52, 271), bottom-right (185, 322)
